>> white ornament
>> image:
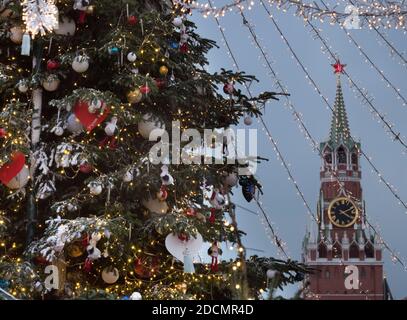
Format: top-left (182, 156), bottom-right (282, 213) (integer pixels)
top-left (138, 114), bottom-right (165, 140)
top-left (123, 169), bottom-right (133, 182)
top-left (42, 75), bottom-right (60, 91)
top-left (54, 16), bottom-right (76, 36)
top-left (88, 99), bottom-right (102, 113)
top-left (129, 292), bottom-right (142, 300)
top-left (9, 26), bottom-right (23, 44)
top-left (160, 165), bottom-right (174, 185)
top-left (88, 181), bottom-right (102, 195)
top-left (172, 17), bottom-right (183, 28)
top-left (73, 0), bottom-right (90, 11)
top-left (142, 197), bottom-right (168, 215)
top-left (165, 233), bottom-right (203, 262)
top-left (53, 126), bottom-right (64, 136)
top-left (22, 0), bottom-right (59, 37)
top-left (86, 232), bottom-right (101, 260)
top-left (104, 116), bottom-right (117, 136)
top-left (72, 55), bottom-right (89, 73)
top-left (127, 52), bottom-right (137, 62)
top-left (344, 5), bottom-right (361, 30)
top-left (266, 269), bottom-right (276, 279)
top-left (66, 113), bottom-right (83, 134)
top-left (101, 267), bottom-right (120, 284)
top-left (6, 165), bottom-right (30, 189)
top-left (209, 189), bottom-right (225, 210)
top-left (243, 116), bottom-right (253, 126)
top-left (18, 81), bottom-right (29, 93)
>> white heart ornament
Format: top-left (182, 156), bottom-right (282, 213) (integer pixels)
top-left (165, 233), bottom-right (203, 262)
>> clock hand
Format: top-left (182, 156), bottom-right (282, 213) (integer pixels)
top-left (339, 210), bottom-right (353, 218)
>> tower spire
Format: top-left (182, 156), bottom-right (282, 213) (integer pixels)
top-left (328, 60), bottom-right (352, 148)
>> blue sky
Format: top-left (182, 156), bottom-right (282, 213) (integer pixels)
top-left (192, 2), bottom-right (407, 299)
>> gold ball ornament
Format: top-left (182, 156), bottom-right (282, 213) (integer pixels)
top-left (10, 26), bottom-right (23, 44)
top-left (127, 88), bottom-right (142, 104)
top-left (66, 243), bottom-right (85, 258)
top-left (142, 197), bottom-right (169, 215)
top-left (42, 76), bottom-right (60, 92)
top-left (159, 66), bottom-right (169, 76)
top-left (85, 5), bottom-right (95, 14)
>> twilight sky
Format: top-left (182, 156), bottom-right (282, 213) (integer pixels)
top-left (191, 1), bottom-right (407, 299)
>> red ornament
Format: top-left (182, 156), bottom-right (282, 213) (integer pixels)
top-left (209, 208), bottom-right (216, 224)
top-left (178, 233), bottom-right (189, 242)
top-left (99, 136), bottom-right (117, 150)
top-left (79, 163), bottom-right (93, 173)
top-left (180, 43), bottom-right (188, 53)
top-left (134, 256), bottom-right (159, 279)
top-left (185, 208), bottom-right (196, 217)
top-left (34, 255), bottom-right (48, 266)
top-left (0, 128), bottom-right (7, 138)
top-left (208, 242), bottom-right (221, 272)
top-left (157, 185), bottom-right (168, 201)
top-left (140, 85), bottom-right (151, 95)
top-left (46, 60), bottom-right (60, 71)
top-left (78, 11), bottom-right (87, 24)
top-left (83, 258), bottom-right (93, 272)
top-left (127, 15), bottom-right (137, 25)
top-left (0, 151), bottom-right (25, 186)
top-left (332, 59), bottom-right (346, 74)
top-left (73, 100), bottom-right (110, 132)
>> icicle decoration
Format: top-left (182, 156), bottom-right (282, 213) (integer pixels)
top-left (22, 0), bottom-right (59, 38)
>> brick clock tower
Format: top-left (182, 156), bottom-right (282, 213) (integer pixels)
top-left (302, 61), bottom-right (386, 300)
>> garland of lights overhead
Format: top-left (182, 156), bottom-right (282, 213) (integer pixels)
top-left (176, 0), bottom-right (407, 29)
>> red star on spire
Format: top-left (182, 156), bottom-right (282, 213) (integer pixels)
top-left (332, 59), bottom-right (347, 74)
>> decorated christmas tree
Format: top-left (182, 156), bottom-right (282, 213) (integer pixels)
top-left (0, 0), bottom-right (308, 300)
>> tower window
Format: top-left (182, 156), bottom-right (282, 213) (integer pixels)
top-left (323, 147), bottom-right (332, 165)
top-left (324, 153), bottom-right (332, 164)
top-left (333, 243), bottom-right (342, 258)
top-left (318, 243), bottom-right (327, 258)
top-left (365, 242), bottom-right (374, 258)
top-left (337, 146), bottom-right (347, 164)
top-left (325, 270), bottom-right (330, 279)
top-left (349, 243), bottom-right (359, 258)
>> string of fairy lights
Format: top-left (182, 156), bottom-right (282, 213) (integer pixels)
top-left (347, 0), bottom-right (407, 67)
top-left (205, 1), bottom-right (407, 270)
top-left (342, 27), bottom-right (407, 106)
top-left (370, 27), bottom-right (407, 67)
top-left (254, 198), bottom-right (290, 259)
top-left (186, 0), bottom-right (407, 30)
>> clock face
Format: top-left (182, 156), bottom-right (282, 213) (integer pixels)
top-left (328, 197), bottom-right (358, 227)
